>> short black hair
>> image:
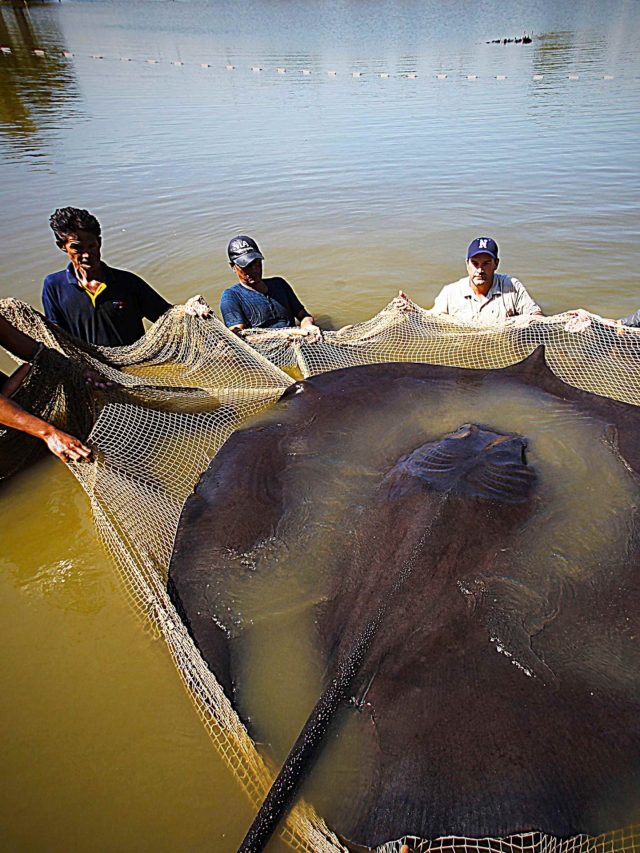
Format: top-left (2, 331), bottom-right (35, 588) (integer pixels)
top-left (49, 207), bottom-right (101, 247)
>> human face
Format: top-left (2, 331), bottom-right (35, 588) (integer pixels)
top-left (61, 230), bottom-right (102, 281)
top-left (232, 258), bottom-right (263, 289)
top-left (466, 252), bottom-right (499, 293)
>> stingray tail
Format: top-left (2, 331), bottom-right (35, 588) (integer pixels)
top-left (237, 633), bottom-right (368, 852)
top-left (237, 501), bottom-right (447, 852)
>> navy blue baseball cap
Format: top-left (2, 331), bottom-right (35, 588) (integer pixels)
top-left (466, 237), bottom-right (499, 260)
top-left (227, 235), bottom-right (264, 268)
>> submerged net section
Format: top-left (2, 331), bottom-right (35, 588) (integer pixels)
top-left (377, 828), bottom-right (640, 852)
top-left (0, 299), bottom-right (340, 853)
top-left (2, 295), bottom-right (639, 853)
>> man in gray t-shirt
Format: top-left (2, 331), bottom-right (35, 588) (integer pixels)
top-left (431, 237), bottom-right (543, 325)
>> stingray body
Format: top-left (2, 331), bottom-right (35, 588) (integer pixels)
top-left (168, 349), bottom-right (640, 848)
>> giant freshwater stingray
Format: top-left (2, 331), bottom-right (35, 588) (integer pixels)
top-left (168, 348), bottom-right (640, 850)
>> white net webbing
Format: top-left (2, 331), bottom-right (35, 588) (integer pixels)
top-left (1, 295), bottom-right (638, 853)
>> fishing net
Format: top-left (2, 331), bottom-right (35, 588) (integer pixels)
top-left (1, 294), bottom-right (639, 853)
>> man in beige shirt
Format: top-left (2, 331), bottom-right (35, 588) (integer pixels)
top-left (431, 237), bottom-right (543, 324)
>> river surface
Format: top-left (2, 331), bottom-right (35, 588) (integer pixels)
top-left (1, 1), bottom-right (640, 850)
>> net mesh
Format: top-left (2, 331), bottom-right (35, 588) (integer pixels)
top-left (1, 295), bottom-right (638, 853)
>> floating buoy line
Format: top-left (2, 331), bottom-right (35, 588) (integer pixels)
top-left (0, 45), bottom-right (619, 82)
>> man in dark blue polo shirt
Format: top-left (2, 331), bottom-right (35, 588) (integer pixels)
top-left (220, 235), bottom-right (317, 334)
top-left (42, 207), bottom-right (172, 347)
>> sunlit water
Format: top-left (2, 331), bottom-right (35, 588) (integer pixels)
top-left (1, 0), bottom-right (640, 849)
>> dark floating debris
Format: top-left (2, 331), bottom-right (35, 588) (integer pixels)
top-left (488, 33), bottom-right (533, 44)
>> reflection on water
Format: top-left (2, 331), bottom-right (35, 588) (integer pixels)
top-left (0, 456), bottom-right (267, 852)
top-left (0, 0), bottom-right (639, 320)
top-left (0, 5), bottom-right (80, 157)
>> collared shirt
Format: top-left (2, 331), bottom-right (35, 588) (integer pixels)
top-left (220, 277), bottom-right (308, 329)
top-left (431, 273), bottom-right (542, 324)
top-left (42, 262), bottom-right (171, 347)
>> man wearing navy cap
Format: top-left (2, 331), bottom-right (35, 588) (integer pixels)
top-left (220, 235), bottom-right (316, 334)
top-left (431, 237), bottom-right (543, 324)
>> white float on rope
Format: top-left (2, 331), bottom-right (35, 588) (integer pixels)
top-left (12, 48), bottom-right (626, 89)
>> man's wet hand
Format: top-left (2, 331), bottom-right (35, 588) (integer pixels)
top-left (508, 314), bottom-right (535, 330)
top-left (564, 309), bottom-right (593, 333)
top-left (296, 323), bottom-right (322, 343)
top-left (392, 290), bottom-right (415, 313)
top-left (82, 366), bottom-right (114, 389)
top-left (185, 295), bottom-right (212, 318)
top-left (45, 428), bottom-right (92, 463)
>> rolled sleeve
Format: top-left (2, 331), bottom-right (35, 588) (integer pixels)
top-left (431, 286), bottom-right (450, 315)
top-left (511, 278), bottom-right (542, 315)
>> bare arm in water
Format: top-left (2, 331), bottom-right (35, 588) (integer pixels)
top-left (0, 393), bottom-right (91, 461)
top-left (0, 315), bottom-right (92, 462)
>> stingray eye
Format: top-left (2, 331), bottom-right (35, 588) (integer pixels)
top-left (281, 381), bottom-right (306, 400)
top-left (452, 424), bottom-right (472, 439)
